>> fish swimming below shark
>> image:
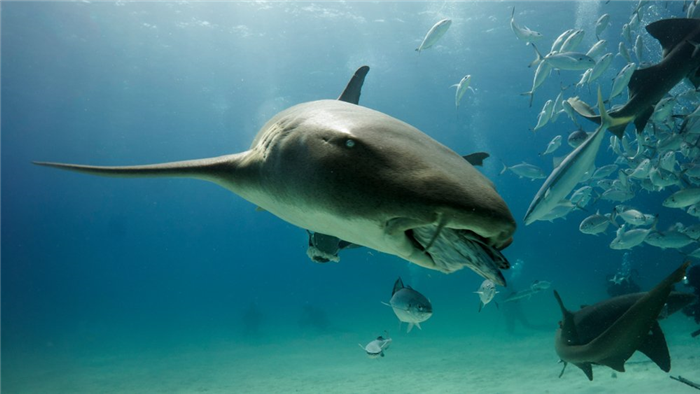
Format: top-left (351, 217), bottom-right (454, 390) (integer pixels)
top-left (553, 261), bottom-right (694, 381)
top-left (34, 65), bottom-right (516, 284)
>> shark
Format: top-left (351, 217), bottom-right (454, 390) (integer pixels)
top-left (567, 18), bottom-right (700, 135)
top-left (524, 88), bottom-right (629, 225)
top-left (34, 66), bottom-right (516, 281)
top-left (553, 261), bottom-right (693, 381)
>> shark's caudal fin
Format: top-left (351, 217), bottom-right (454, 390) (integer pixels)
top-left (337, 65), bottom-right (370, 105)
top-left (33, 154), bottom-right (245, 184)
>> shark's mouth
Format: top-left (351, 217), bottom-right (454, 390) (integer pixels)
top-left (409, 226), bottom-right (511, 286)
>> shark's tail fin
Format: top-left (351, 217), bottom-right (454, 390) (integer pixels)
top-left (33, 154), bottom-right (245, 185)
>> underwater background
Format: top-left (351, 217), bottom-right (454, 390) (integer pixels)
top-left (2, 1), bottom-right (699, 393)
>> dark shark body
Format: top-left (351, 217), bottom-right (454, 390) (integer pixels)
top-left (553, 261), bottom-right (693, 380)
top-left (568, 18), bottom-right (700, 135)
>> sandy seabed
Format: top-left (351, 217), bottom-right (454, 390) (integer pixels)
top-left (3, 317), bottom-right (699, 394)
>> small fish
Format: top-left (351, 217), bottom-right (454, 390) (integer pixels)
top-left (609, 63), bottom-right (636, 101)
top-left (609, 223), bottom-right (656, 250)
top-left (540, 135), bottom-right (562, 156)
top-left (622, 23), bottom-right (632, 44)
top-left (387, 277), bottom-right (432, 333)
top-left (589, 53), bottom-right (614, 83)
top-left (538, 200), bottom-right (576, 222)
top-left (559, 29), bottom-right (585, 53)
top-left (580, 211), bottom-right (615, 236)
top-left (614, 206), bottom-right (648, 226)
top-left (501, 280), bottom-right (551, 303)
top-left (649, 166), bottom-right (680, 190)
top-left (634, 35), bottom-right (644, 61)
top-left (550, 29), bottom-right (576, 55)
top-left (576, 69), bottom-right (593, 88)
top-left (644, 230), bottom-right (695, 250)
top-left (586, 40), bottom-right (608, 59)
top-left (451, 74), bottom-right (473, 107)
top-left (359, 334), bottom-right (392, 358)
top-left (500, 162), bottom-right (547, 180)
top-left (511, 8), bottom-right (543, 44)
top-left (595, 14), bottom-right (610, 39)
top-left (663, 188), bottom-right (700, 208)
top-left (618, 42), bottom-right (632, 63)
top-left (416, 19), bottom-right (452, 53)
top-left (627, 158), bottom-right (651, 179)
top-left (533, 99), bottom-right (555, 131)
top-left (567, 129), bottom-right (590, 148)
top-left (475, 279), bottom-right (498, 312)
top-left (570, 185), bottom-right (593, 207)
top-left (591, 164), bottom-right (618, 180)
top-left (522, 59), bottom-right (551, 107)
top-left (545, 52), bottom-right (596, 71)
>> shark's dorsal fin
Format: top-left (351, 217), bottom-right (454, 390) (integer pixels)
top-left (338, 65), bottom-right (370, 105)
top-left (392, 277), bottom-right (405, 297)
top-left (553, 290), bottom-right (583, 345)
top-left (646, 19), bottom-right (700, 58)
top-left (463, 152), bottom-right (490, 167)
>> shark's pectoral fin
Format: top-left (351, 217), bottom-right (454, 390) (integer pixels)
top-left (574, 362), bottom-right (594, 381)
top-left (478, 301), bottom-right (484, 313)
top-left (633, 106), bottom-right (654, 134)
top-left (638, 321), bottom-right (671, 372)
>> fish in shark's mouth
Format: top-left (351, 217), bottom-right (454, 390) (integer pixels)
top-left (411, 225), bottom-right (510, 286)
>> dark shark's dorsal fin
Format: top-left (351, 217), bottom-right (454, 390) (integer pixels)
top-left (392, 277), bottom-right (405, 297)
top-left (338, 65), bottom-right (370, 105)
top-left (646, 18), bottom-right (700, 58)
top-left (553, 290), bottom-right (582, 345)
top-left (463, 152), bottom-right (490, 167)
top-left (637, 321), bottom-right (671, 372)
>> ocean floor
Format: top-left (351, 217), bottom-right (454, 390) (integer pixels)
top-left (3, 315), bottom-right (699, 394)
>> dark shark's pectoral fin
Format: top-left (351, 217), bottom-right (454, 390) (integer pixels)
top-left (574, 362), bottom-right (594, 381)
top-left (646, 19), bottom-right (700, 58)
top-left (338, 66), bottom-right (370, 105)
top-left (463, 152), bottom-right (490, 167)
top-left (638, 321), bottom-right (671, 372)
top-left (633, 106), bottom-right (654, 134)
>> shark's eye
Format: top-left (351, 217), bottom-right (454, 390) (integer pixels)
top-left (346, 139), bottom-right (355, 148)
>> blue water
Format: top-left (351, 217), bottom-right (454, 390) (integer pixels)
top-left (3, 2), bottom-right (699, 393)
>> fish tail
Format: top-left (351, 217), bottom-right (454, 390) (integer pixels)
top-left (499, 162), bottom-right (509, 175)
top-left (528, 43), bottom-right (543, 68)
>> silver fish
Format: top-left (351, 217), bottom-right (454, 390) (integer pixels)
top-left (511, 8), bottom-right (543, 44)
top-left (540, 135), bottom-right (562, 156)
top-left (475, 279), bottom-right (498, 312)
top-left (387, 277), bottom-right (432, 333)
top-left (416, 19), bottom-right (452, 53)
top-left (359, 334), bottom-right (392, 358)
top-left (452, 74), bottom-right (473, 107)
top-left (412, 226), bottom-right (510, 286)
top-left (595, 14), bottom-right (610, 39)
top-left (500, 162), bottom-right (547, 180)
top-left (580, 211), bottom-right (615, 235)
top-left (501, 280), bottom-right (551, 303)
top-left (663, 188), bottom-right (700, 208)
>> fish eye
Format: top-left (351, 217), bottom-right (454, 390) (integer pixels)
top-left (346, 139), bottom-right (355, 148)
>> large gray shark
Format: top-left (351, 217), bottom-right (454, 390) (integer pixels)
top-left (34, 66), bottom-right (516, 279)
top-left (553, 261), bottom-right (693, 381)
top-left (568, 18), bottom-right (700, 135)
